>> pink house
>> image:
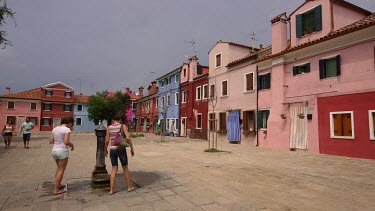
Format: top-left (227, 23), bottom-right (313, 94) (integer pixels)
top-left (0, 88), bottom-right (42, 131)
top-left (252, 0), bottom-right (375, 159)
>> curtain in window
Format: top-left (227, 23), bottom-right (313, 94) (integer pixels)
top-left (289, 104), bottom-right (308, 149)
top-left (227, 111), bottom-right (240, 142)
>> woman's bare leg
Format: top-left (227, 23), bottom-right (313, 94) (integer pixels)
top-left (109, 166), bottom-right (118, 194)
top-left (53, 158), bottom-right (68, 194)
top-left (122, 166), bottom-right (134, 191)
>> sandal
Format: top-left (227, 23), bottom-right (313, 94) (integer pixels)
top-left (53, 190), bottom-right (66, 195)
top-left (59, 185), bottom-right (66, 190)
top-left (128, 187), bottom-right (135, 192)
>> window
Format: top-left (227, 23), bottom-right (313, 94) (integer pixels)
top-left (28, 117), bottom-right (38, 126)
top-left (245, 73), bottom-right (254, 91)
top-left (43, 104), bottom-right (52, 111)
top-left (167, 77), bottom-right (171, 86)
top-left (182, 91), bottom-right (187, 103)
top-left (215, 53), bottom-right (222, 68)
top-left (166, 118), bottom-right (170, 129)
top-left (293, 63), bottom-right (310, 76)
top-left (64, 104), bottom-right (72, 112)
top-left (7, 101), bottom-right (15, 109)
top-left (243, 111), bottom-right (255, 131)
top-left (175, 74), bottom-right (179, 83)
top-left (219, 113), bottom-right (226, 130)
top-left (210, 84), bottom-right (215, 98)
top-left (77, 104), bottom-right (83, 111)
top-left (146, 101), bottom-right (150, 110)
top-left (42, 118), bottom-right (51, 126)
top-left (183, 68), bottom-right (186, 78)
top-left (258, 73), bottom-right (271, 90)
top-left (156, 98), bottom-right (159, 108)
top-left (296, 5), bottom-right (322, 38)
top-left (45, 90), bottom-right (53, 97)
top-left (175, 118), bottom-right (179, 130)
top-left (203, 84), bottom-right (208, 99)
top-left (197, 66), bottom-right (203, 75)
top-left (30, 103), bottom-right (37, 110)
top-left (161, 80), bottom-right (165, 88)
top-left (161, 96), bottom-right (165, 107)
top-left (142, 102), bottom-right (144, 111)
top-left (132, 102), bottom-right (137, 110)
top-left (6, 116), bottom-right (15, 124)
top-left (175, 92), bottom-right (179, 105)
top-left (319, 55), bottom-right (341, 79)
top-left (330, 111), bottom-right (354, 139)
top-left (65, 91), bottom-right (72, 98)
top-left (166, 95), bottom-right (171, 106)
top-left (209, 113), bottom-right (216, 130)
top-left (196, 114), bottom-right (202, 129)
top-left (369, 110), bottom-right (375, 140)
top-left (196, 86), bottom-right (202, 100)
top-left (76, 117), bottom-right (82, 126)
top-left (257, 110), bottom-right (270, 129)
top-left (221, 80), bottom-right (228, 97)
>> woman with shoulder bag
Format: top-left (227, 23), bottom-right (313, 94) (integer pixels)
top-left (2, 120), bottom-right (15, 148)
top-left (105, 114), bottom-right (135, 195)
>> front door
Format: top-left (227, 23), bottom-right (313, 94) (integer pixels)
top-left (53, 118), bottom-right (61, 128)
top-left (289, 104), bottom-right (308, 150)
top-left (17, 116), bottom-right (25, 131)
top-left (181, 117), bottom-right (187, 137)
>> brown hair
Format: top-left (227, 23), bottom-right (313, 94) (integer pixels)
top-left (113, 114), bottom-right (123, 121)
top-left (61, 116), bottom-right (74, 125)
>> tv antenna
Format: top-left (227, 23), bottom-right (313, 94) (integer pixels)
top-left (249, 32), bottom-right (257, 50)
top-left (184, 39), bottom-right (198, 56)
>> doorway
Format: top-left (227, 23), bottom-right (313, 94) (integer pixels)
top-left (181, 117), bottom-right (187, 137)
top-left (289, 104), bottom-right (308, 150)
top-left (53, 118), bottom-right (61, 128)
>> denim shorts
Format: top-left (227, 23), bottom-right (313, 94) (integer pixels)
top-left (109, 147), bottom-right (128, 167)
top-left (52, 150), bottom-right (69, 160)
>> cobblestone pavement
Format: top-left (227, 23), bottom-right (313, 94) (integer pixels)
top-left (0, 131), bottom-right (374, 211)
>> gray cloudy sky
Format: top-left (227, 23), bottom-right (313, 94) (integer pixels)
top-left (1, 0), bottom-right (374, 95)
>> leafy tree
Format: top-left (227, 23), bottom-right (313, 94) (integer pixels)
top-left (87, 90), bottom-right (131, 125)
top-left (0, 0), bottom-right (15, 48)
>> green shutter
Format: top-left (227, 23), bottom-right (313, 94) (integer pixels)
top-left (319, 59), bottom-right (325, 79)
top-left (315, 5), bottom-right (322, 31)
top-left (266, 73), bottom-right (271, 89)
top-left (336, 55), bottom-right (341, 76)
top-left (265, 110), bottom-right (270, 128)
top-left (257, 75), bottom-right (261, 90)
top-left (293, 66), bottom-right (298, 76)
top-left (296, 14), bottom-right (303, 38)
top-left (306, 63), bottom-right (310, 73)
top-left (257, 111), bottom-right (262, 130)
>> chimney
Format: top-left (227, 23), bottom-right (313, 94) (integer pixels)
top-left (271, 12), bottom-right (288, 55)
top-left (259, 44), bottom-right (263, 50)
top-left (80, 93), bottom-right (82, 96)
top-left (188, 56), bottom-right (198, 81)
top-left (5, 87), bottom-right (10, 95)
top-left (138, 87), bottom-right (144, 97)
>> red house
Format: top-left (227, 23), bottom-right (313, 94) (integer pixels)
top-left (40, 82), bottom-right (75, 131)
top-left (180, 56), bottom-right (209, 139)
top-left (135, 82), bottom-right (159, 133)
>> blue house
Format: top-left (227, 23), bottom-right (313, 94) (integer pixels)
top-left (156, 67), bottom-right (181, 136)
top-left (74, 94), bottom-right (98, 131)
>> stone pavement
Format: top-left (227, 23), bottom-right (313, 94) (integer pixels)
top-left (0, 132), bottom-right (374, 211)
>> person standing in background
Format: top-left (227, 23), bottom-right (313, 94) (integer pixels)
top-left (2, 120), bottom-right (15, 148)
top-left (20, 117), bottom-right (34, 149)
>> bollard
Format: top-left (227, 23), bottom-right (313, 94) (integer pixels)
top-left (91, 122), bottom-right (110, 189)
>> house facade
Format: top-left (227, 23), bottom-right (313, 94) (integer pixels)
top-left (74, 94), bottom-right (98, 131)
top-left (40, 82), bottom-right (75, 131)
top-left (208, 42), bottom-right (259, 144)
top-left (0, 88), bottom-right (42, 131)
top-left (255, 0), bottom-right (375, 159)
top-left (180, 56), bottom-right (209, 140)
top-left (157, 67), bottom-right (181, 136)
top-left (135, 83), bottom-right (158, 133)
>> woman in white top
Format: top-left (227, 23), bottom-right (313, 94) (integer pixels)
top-left (2, 120), bottom-right (14, 148)
top-left (49, 116), bottom-right (74, 195)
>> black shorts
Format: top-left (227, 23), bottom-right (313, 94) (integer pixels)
top-left (109, 147), bottom-right (128, 167)
top-left (23, 133), bottom-right (31, 141)
top-left (4, 132), bottom-right (12, 137)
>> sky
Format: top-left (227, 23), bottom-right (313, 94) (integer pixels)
top-left (1, 0), bottom-right (374, 95)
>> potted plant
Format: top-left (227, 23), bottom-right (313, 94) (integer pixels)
top-left (303, 25), bottom-right (315, 35)
top-left (280, 114), bottom-right (287, 119)
top-left (217, 129), bottom-right (227, 134)
top-left (297, 113), bottom-right (305, 119)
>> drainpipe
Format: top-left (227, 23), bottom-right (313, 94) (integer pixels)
top-left (329, 0), bottom-right (335, 35)
top-left (256, 65), bottom-right (259, 147)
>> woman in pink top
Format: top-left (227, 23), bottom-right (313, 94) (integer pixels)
top-left (49, 116), bottom-right (75, 195)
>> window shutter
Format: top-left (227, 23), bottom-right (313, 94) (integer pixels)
top-left (293, 66), bottom-right (298, 76)
top-left (243, 111), bottom-right (248, 130)
top-left (319, 59), bottom-right (325, 79)
top-left (315, 5), bottom-right (322, 31)
top-left (265, 110), bottom-right (270, 128)
top-left (266, 73), bottom-right (271, 89)
top-left (296, 14), bottom-right (303, 38)
top-left (257, 111), bottom-right (262, 130)
top-left (306, 63), bottom-right (310, 73)
top-left (257, 76), bottom-right (261, 90)
top-left (336, 55), bottom-right (341, 76)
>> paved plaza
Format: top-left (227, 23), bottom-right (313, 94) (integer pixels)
top-left (0, 132), bottom-right (374, 211)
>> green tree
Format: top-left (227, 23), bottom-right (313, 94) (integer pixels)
top-left (0, 0), bottom-right (15, 48)
top-left (87, 90), bottom-right (131, 125)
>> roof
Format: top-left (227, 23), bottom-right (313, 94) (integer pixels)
top-left (208, 41), bottom-right (257, 54)
top-left (156, 67), bottom-right (181, 80)
top-left (41, 81), bottom-right (75, 90)
top-left (227, 45), bottom-right (272, 67)
top-left (290, 0), bottom-right (372, 17)
top-left (75, 95), bottom-right (90, 103)
top-left (271, 12), bottom-right (287, 24)
top-left (0, 88), bottom-right (41, 100)
top-left (256, 13), bottom-right (375, 63)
